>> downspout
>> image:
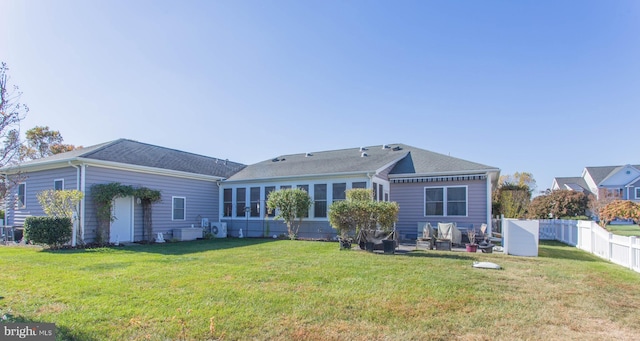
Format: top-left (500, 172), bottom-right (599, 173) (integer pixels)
top-left (216, 179), bottom-right (223, 223)
top-left (3, 174), bottom-right (8, 227)
top-left (69, 162), bottom-right (80, 246)
top-left (80, 164), bottom-right (86, 242)
top-left (486, 173), bottom-right (492, 235)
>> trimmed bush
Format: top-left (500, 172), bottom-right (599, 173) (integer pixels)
top-left (24, 216), bottom-right (72, 249)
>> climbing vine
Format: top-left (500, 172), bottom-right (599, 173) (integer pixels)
top-left (91, 183), bottom-right (161, 244)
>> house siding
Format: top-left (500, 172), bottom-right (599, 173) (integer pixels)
top-left (390, 179), bottom-right (488, 240)
top-left (6, 167), bottom-right (78, 226)
top-left (82, 166), bottom-right (219, 242)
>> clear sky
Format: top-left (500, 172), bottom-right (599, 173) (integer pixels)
top-left (2, 0), bottom-right (639, 193)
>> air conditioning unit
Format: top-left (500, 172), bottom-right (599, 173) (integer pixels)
top-left (210, 222), bottom-right (227, 238)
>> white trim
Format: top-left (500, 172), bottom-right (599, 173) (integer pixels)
top-left (423, 185), bottom-right (469, 218)
top-left (54, 178), bottom-right (64, 190)
top-left (635, 187), bottom-right (640, 200)
top-left (172, 196), bottom-right (187, 221)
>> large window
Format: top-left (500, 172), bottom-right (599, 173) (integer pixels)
top-left (250, 187), bottom-right (260, 217)
top-left (333, 183), bottom-right (346, 202)
top-left (265, 186), bottom-right (276, 217)
top-left (17, 183), bottom-right (26, 208)
top-left (223, 189), bottom-right (233, 217)
top-left (172, 197), bottom-right (186, 220)
top-left (54, 179), bottom-right (64, 191)
top-left (236, 188), bottom-right (246, 217)
top-left (425, 186), bottom-right (467, 217)
top-left (314, 184), bottom-right (327, 218)
top-left (297, 185), bottom-right (309, 217)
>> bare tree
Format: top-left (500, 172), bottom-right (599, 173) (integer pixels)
top-left (0, 62), bottom-right (28, 198)
top-left (0, 62), bottom-right (27, 167)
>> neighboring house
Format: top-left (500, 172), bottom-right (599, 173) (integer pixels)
top-left (552, 165), bottom-right (640, 202)
top-left (1, 139), bottom-right (245, 245)
top-left (2, 139), bottom-right (500, 244)
top-left (220, 144), bottom-right (500, 240)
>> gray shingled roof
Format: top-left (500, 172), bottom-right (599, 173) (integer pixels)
top-left (585, 165), bottom-right (640, 185)
top-left (227, 144), bottom-right (498, 181)
top-left (12, 139), bottom-right (246, 178)
top-left (553, 176), bottom-right (589, 191)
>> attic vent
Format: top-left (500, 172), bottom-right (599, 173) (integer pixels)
top-left (627, 170), bottom-right (631, 174)
top-left (359, 146), bottom-right (367, 152)
top-left (382, 144), bottom-right (390, 149)
top-left (305, 152), bottom-right (313, 157)
top-left (392, 146), bottom-right (403, 151)
top-left (272, 157), bottom-right (280, 162)
top-left (361, 152), bottom-right (368, 157)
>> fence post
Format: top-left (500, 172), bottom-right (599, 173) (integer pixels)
top-left (630, 236), bottom-right (637, 271)
top-left (608, 232), bottom-right (614, 262)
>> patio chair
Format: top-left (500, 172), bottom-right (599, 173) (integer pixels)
top-left (437, 223), bottom-right (462, 245)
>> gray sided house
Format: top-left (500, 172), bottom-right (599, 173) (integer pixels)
top-left (220, 144), bottom-right (500, 240)
top-left (1, 139), bottom-right (245, 245)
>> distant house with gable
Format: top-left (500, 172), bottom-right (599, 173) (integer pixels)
top-left (552, 165), bottom-right (640, 202)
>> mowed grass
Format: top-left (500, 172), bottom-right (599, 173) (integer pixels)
top-left (1, 239), bottom-right (640, 340)
top-left (606, 224), bottom-right (640, 237)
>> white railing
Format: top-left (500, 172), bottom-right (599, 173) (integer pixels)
top-left (539, 219), bottom-right (640, 274)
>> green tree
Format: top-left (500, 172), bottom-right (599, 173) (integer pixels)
top-left (527, 190), bottom-right (589, 219)
top-left (20, 125), bottom-right (77, 161)
top-left (266, 188), bottom-right (312, 239)
top-left (328, 188), bottom-right (399, 238)
top-left (37, 189), bottom-right (84, 218)
top-left (493, 172), bottom-right (536, 218)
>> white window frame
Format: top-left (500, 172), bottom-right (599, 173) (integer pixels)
top-left (172, 196), bottom-right (186, 221)
top-left (636, 187), bottom-right (640, 199)
top-left (54, 179), bottom-right (64, 191)
top-left (17, 183), bottom-right (26, 209)
top-left (424, 185), bottom-right (468, 217)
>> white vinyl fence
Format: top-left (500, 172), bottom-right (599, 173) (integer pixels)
top-left (539, 219), bottom-right (640, 274)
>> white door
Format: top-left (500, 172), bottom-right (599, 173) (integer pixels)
top-left (110, 196), bottom-right (133, 243)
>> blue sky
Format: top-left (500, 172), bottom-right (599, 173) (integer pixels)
top-left (2, 0), bottom-right (639, 192)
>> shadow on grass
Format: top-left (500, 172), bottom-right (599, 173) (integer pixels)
top-left (538, 240), bottom-right (603, 262)
top-left (44, 238), bottom-right (279, 256)
top-left (401, 250), bottom-right (477, 261)
top-left (2, 313), bottom-right (96, 341)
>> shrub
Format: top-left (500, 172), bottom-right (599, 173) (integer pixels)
top-left (24, 216), bottom-right (72, 249)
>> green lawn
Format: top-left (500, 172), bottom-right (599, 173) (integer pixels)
top-left (1, 239), bottom-right (640, 340)
top-left (606, 224), bottom-right (640, 237)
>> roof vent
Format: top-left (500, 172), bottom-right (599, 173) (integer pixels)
top-left (382, 144), bottom-right (390, 149)
top-left (361, 152), bottom-right (368, 157)
top-left (272, 157), bottom-right (280, 162)
top-left (305, 152), bottom-right (312, 157)
top-left (359, 146), bottom-right (367, 152)
top-left (392, 146), bottom-right (402, 151)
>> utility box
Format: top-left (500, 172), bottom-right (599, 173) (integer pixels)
top-left (503, 219), bottom-right (539, 257)
top-left (173, 228), bottom-right (203, 241)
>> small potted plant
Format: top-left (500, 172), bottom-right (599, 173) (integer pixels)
top-left (466, 229), bottom-right (478, 252)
